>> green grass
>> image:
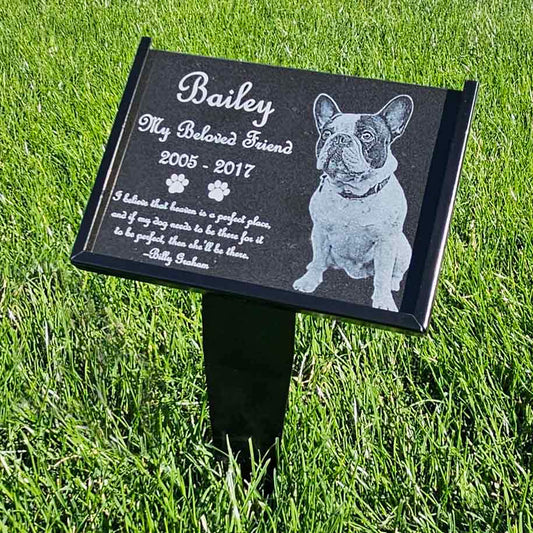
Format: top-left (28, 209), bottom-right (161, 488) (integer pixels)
top-left (1, 0), bottom-right (533, 531)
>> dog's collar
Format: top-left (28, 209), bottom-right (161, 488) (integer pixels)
top-left (319, 174), bottom-right (391, 199)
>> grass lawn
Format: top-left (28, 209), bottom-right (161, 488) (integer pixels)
top-left (1, 0), bottom-right (532, 531)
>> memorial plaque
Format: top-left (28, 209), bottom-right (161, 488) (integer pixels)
top-left (71, 37), bottom-right (478, 482)
top-left (72, 38), bottom-right (477, 333)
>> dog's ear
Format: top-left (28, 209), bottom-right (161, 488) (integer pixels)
top-left (314, 94), bottom-right (341, 131)
top-left (378, 95), bottom-right (413, 141)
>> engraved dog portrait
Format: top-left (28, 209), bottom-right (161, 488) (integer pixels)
top-left (293, 93), bottom-right (414, 311)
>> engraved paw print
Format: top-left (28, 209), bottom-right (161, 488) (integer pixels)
top-left (166, 173), bottom-right (189, 194)
top-left (207, 180), bottom-right (230, 202)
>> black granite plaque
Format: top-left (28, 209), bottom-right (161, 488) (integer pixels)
top-left (72, 38), bottom-right (477, 333)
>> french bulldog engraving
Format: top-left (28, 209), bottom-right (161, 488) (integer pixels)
top-left (293, 93), bottom-right (414, 311)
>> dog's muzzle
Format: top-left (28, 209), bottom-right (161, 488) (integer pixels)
top-left (332, 133), bottom-right (352, 147)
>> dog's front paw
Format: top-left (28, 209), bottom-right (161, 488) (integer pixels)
top-left (372, 294), bottom-right (398, 312)
top-left (293, 271), bottom-right (322, 293)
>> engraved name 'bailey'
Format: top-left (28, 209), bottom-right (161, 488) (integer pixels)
top-left (176, 71), bottom-right (275, 128)
top-left (293, 93), bottom-right (414, 311)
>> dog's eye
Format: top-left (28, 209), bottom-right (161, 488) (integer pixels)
top-left (322, 130), bottom-right (332, 139)
top-left (361, 131), bottom-right (375, 143)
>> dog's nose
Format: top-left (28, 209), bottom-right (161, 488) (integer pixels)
top-left (334, 133), bottom-right (352, 146)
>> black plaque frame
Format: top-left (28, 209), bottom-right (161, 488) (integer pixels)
top-left (71, 37), bottom-right (478, 333)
